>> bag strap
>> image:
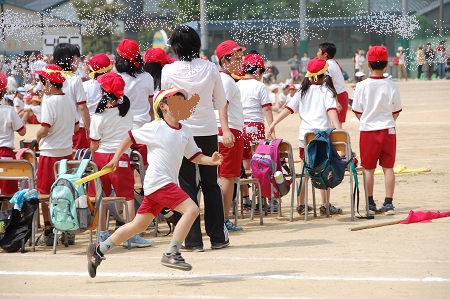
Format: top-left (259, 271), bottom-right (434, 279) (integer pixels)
top-left (75, 159), bottom-right (91, 179)
top-left (58, 159), bottom-right (68, 176)
top-left (349, 160), bottom-right (374, 220)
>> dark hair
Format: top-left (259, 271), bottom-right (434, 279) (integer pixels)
top-left (243, 65), bottom-right (264, 75)
top-left (38, 75), bottom-right (63, 89)
top-left (52, 43), bottom-right (80, 71)
top-left (369, 61), bottom-right (388, 70)
top-left (143, 62), bottom-right (162, 90)
top-left (218, 54), bottom-right (232, 67)
top-left (300, 74), bottom-right (337, 99)
top-left (115, 55), bottom-right (144, 77)
top-left (156, 98), bottom-right (167, 120)
top-left (319, 42), bottom-right (337, 58)
top-left (247, 50), bottom-right (259, 55)
top-left (169, 25), bottom-right (201, 61)
top-left (95, 90), bottom-right (130, 117)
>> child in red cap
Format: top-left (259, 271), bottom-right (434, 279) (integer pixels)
top-left (87, 88), bottom-right (222, 278)
top-left (88, 72), bottom-right (152, 247)
top-left (35, 64), bottom-right (79, 244)
top-left (352, 46), bottom-right (402, 215)
top-left (0, 72), bottom-right (27, 204)
top-left (267, 58), bottom-right (342, 216)
top-left (143, 47), bottom-right (176, 93)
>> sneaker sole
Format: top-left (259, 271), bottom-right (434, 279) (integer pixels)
top-left (180, 246), bottom-right (204, 252)
top-left (211, 241), bottom-right (230, 250)
top-left (87, 243), bottom-right (97, 278)
top-left (161, 261), bottom-right (192, 271)
top-left (385, 210), bottom-right (396, 215)
top-left (121, 241), bottom-right (154, 248)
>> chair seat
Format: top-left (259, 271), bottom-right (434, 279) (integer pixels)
top-left (102, 196), bottom-right (127, 203)
top-left (239, 178), bottom-right (259, 184)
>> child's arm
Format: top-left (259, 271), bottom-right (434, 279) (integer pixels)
top-left (79, 103), bottom-right (90, 136)
top-left (191, 151), bottom-right (223, 166)
top-left (393, 112), bottom-right (400, 121)
top-left (17, 126), bottom-right (26, 136)
top-left (266, 107), bottom-right (291, 139)
top-left (102, 134), bottom-right (133, 172)
top-left (90, 140), bottom-right (99, 159)
top-left (262, 105), bottom-right (274, 126)
top-left (148, 95), bottom-right (154, 120)
top-left (327, 109), bottom-right (342, 129)
top-left (219, 104), bottom-right (235, 148)
top-left (36, 125), bottom-right (49, 144)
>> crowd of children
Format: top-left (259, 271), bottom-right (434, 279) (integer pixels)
top-left (0, 35), bottom-right (402, 277)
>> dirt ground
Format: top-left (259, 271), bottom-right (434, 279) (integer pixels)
top-left (1, 79), bottom-right (449, 299)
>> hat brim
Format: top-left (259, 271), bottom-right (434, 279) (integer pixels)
top-left (35, 70), bottom-right (65, 83)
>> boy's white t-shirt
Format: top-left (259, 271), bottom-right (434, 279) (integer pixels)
top-left (13, 96), bottom-right (24, 112)
top-left (279, 93), bottom-right (288, 104)
top-left (82, 79), bottom-right (102, 117)
top-left (90, 107), bottom-right (133, 153)
top-left (352, 77), bottom-right (402, 131)
top-left (118, 72), bottom-right (154, 129)
top-left (39, 93), bottom-right (79, 157)
top-left (130, 120), bottom-right (202, 195)
top-left (61, 74), bottom-right (88, 128)
top-left (161, 58), bottom-right (227, 136)
top-left (215, 72), bottom-right (244, 131)
top-left (30, 105), bottom-right (42, 122)
top-left (326, 59), bottom-right (346, 94)
top-left (236, 78), bottom-right (272, 123)
top-left (287, 85), bottom-right (337, 148)
top-left (0, 104), bottom-right (24, 148)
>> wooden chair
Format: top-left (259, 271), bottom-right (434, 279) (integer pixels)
top-left (303, 129), bottom-right (369, 221)
top-left (277, 140), bottom-right (297, 222)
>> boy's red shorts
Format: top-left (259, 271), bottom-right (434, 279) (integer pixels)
top-left (0, 147), bottom-right (19, 195)
top-left (360, 128), bottom-right (396, 169)
top-left (36, 154), bottom-right (72, 194)
top-left (72, 127), bottom-right (90, 150)
top-left (137, 183), bottom-right (190, 216)
top-left (88, 153), bottom-right (135, 201)
top-left (242, 122), bottom-right (265, 160)
top-left (218, 127), bottom-right (244, 178)
top-left (337, 91), bottom-right (349, 123)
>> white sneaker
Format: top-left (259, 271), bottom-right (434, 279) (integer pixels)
top-left (122, 234), bottom-right (153, 248)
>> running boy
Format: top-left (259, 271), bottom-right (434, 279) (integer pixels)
top-left (352, 46), bottom-right (402, 215)
top-left (87, 88), bottom-right (223, 278)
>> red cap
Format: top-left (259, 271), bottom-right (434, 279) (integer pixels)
top-left (116, 39), bottom-right (140, 68)
top-left (243, 54), bottom-right (265, 70)
top-left (215, 40), bottom-right (245, 60)
top-left (35, 64), bottom-right (66, 83)
top-left (97, 72), bottom-right (125, 99)
top-left (0, 72), bottom-right (7, 91)
top-left (307, 58), bottom-right (328, 74)
top-left (143, 48), bottom-right (175, 67)
top-left (287, 84), bottom-right (296, 90)
top-left (86, 54), bottom-right (113, 74)
top-left (37, 53), bottom-right (44, 60)
top-left (367, 46), bottom-right (389, 62)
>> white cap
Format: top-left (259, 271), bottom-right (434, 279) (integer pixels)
top-left (16, 87), bottom-right (26, 94)
top-left (269, 84), bottom-right (279, 92)
top-left (355, 71), bottom-right (365, 77)
top-left (23, 83), bottom-right (34, 92)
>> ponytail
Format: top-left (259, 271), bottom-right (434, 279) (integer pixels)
top-left (300, 76), bottom-right (311, 99)
top-left (324, 75), bottom-right (338, 98)
top-left (118, 95), bottom-right (130, 117)
top-left (95, 89), bottom-right (130, 117)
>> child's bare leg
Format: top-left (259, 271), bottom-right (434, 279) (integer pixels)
top-left (382, 167), bottom-right (395, 198)
top-left (172, 198), bottom-right (200, 245)
top-left (320, 188), bottom-right (331, 205)
top-left (109, 213), bottom-right (154, 246)
top-left (363, 168), bottom-right (375, 197)
top-left (219, 177), bottom-right (236, 219)
top-left (125, 199), bottom-right (136, 222)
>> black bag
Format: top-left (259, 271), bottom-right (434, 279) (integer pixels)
top-left (0, 197), bottom-right (38, 253)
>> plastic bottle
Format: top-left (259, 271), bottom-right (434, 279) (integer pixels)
top-left (274, 171), bottom-right (289, 196)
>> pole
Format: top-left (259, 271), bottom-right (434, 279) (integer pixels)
top-left (299, 0), bottom-right (307, 55)
top-left (439, 0), bottom-right (444, 36)
top-left (200, 0), bottom-right (208, 56)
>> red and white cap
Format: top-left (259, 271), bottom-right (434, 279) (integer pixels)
top-left (117, 39), bottom-right (140, 68)
top-left (153, 88), bottom-right (188, 121)
top-left (97, 72), bottom-right (125, 99)
top-left (143, 48), bottom-right (176, 67)
top-left (367, 46), bottom-right (389, 62)
top-left (35, 64), bottom-right (66, 83)
top-left (86, 54), bottom-right (113, 78)
top-left (243, 54), bottom-right (265, 70)
top-left (215, 40), bottom-right (245, 60)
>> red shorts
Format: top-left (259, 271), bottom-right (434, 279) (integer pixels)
top-left (360, 129), bottom-right (396, 169)
top-left (218, 128), bottom-right (244, 178)
top-left (242, 122), bottom-right (265, 160)
top-left (88, 153), bottom-right (135, 201)
top-left (72, 127), bottom-right (90, 150)
top-left (137, 183), bottom-right (190, 215)
top-left (28, 114), bottom-right (40, 124)
top-left (337, 91), bottom-right (349, 123)
top-left (299, 147), bottom-right (305, 160)
top-left (131, 143), bottom-right (148, 166)
top-left (36, 154), bottom-right (73, 194)
top-left (0, 147), bottom-right (19, 195)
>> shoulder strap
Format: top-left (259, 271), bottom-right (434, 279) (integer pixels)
top-left (324, 128), bottom-right (334, 137)
top-left (58, 159), bottom-right (68, 176)
top-left (75, 159), bottom-right (91, 179)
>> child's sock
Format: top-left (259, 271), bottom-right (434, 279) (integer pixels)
top-left (368, 196), bottom-right (375, 206)
top-left (384, 197), bottom-right (393, 205)
top-left (99, 237), bottom-right (116, 255)
top-left (167, 240), bottom-right (182, 254)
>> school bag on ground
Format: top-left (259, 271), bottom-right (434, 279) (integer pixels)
top-left (250, 139), bottom-right (284, 198)
top-left (0, 189), bottom-right (38, 253)
top-left (49, 159), bottom-right (95, 234)
top-left (303, 128), bottom-right (346, 190)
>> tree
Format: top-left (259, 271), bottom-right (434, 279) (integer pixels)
top-left (72, 0), bottom-right (123, 53)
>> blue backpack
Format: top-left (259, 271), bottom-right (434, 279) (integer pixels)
top-left (304, 128), bottom-right (346, 190)
top-left (49, 159), bottom-right (92, 233)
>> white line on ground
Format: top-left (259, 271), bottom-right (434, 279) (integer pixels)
top-left (0, 270), bottom-right (449, 282)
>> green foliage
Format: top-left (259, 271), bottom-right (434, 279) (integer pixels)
top-left (159, 0), bottom-right (200, 24)
top-left (71, 0), bottom-right (122, 53)
top-left (306, 0), bottom-right (364, 18)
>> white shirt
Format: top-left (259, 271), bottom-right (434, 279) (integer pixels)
top-left (130, 120), bottom-right (202, 195)
top-left (236, 78), bottom-right (272, 123)
top-left (215, 72), bottom-right (244, 131)
top-left (13, 96), bottom-right (24, 112)
top-left (61, 74), bottom-right (88, 128)
top-left (82, 79), bottom-right (102, 117)
top-left (287, 85), bottom-right (337, 148)
top-left (90, 106), bottom-right (133, 154)
top-left (326, 59), bottom-right (346, 94)
top-left (161, 58), bottom-right (227, 136)
top-left (0, 104), bottom-right (24, 148)
top-left (118, 72), bottom-right (154, 129)
top-left (279, 93), bottom-right (288, 104)
top-left (352, 77), bottom-right (402, 131)
top-left (39, 93), bottom-right (79, 157)
top-left (30, 105), bottom-right (42, 122)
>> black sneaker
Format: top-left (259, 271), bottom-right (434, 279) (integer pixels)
top-left (319, 203), bottom-right (343, 215)
top-left (368, 204), bottom-right (379, 215)
top-left (378, 203), bottom-right (395, 215)
top-left (44, 231), bottom-right (55, 246)
top-left (180, 245), bottom-right (204, 252)
top-left (60, 232), bottom-right (76, 246)
top-left (211, 239), bottom-right (230, 249)
top-left (87, 242), bottom-right (105, 278)
top-left (161, 253), bottom-right (192, 271)
top-left (296, 204), bottom-right (313, 215)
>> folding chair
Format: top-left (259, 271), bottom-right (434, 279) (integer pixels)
top-left (278, 140), bottom-right (297, 222)
top-left (303, 129), bottom-right (369, 221)
top-left (0, 159), bottom-right (38, 251)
